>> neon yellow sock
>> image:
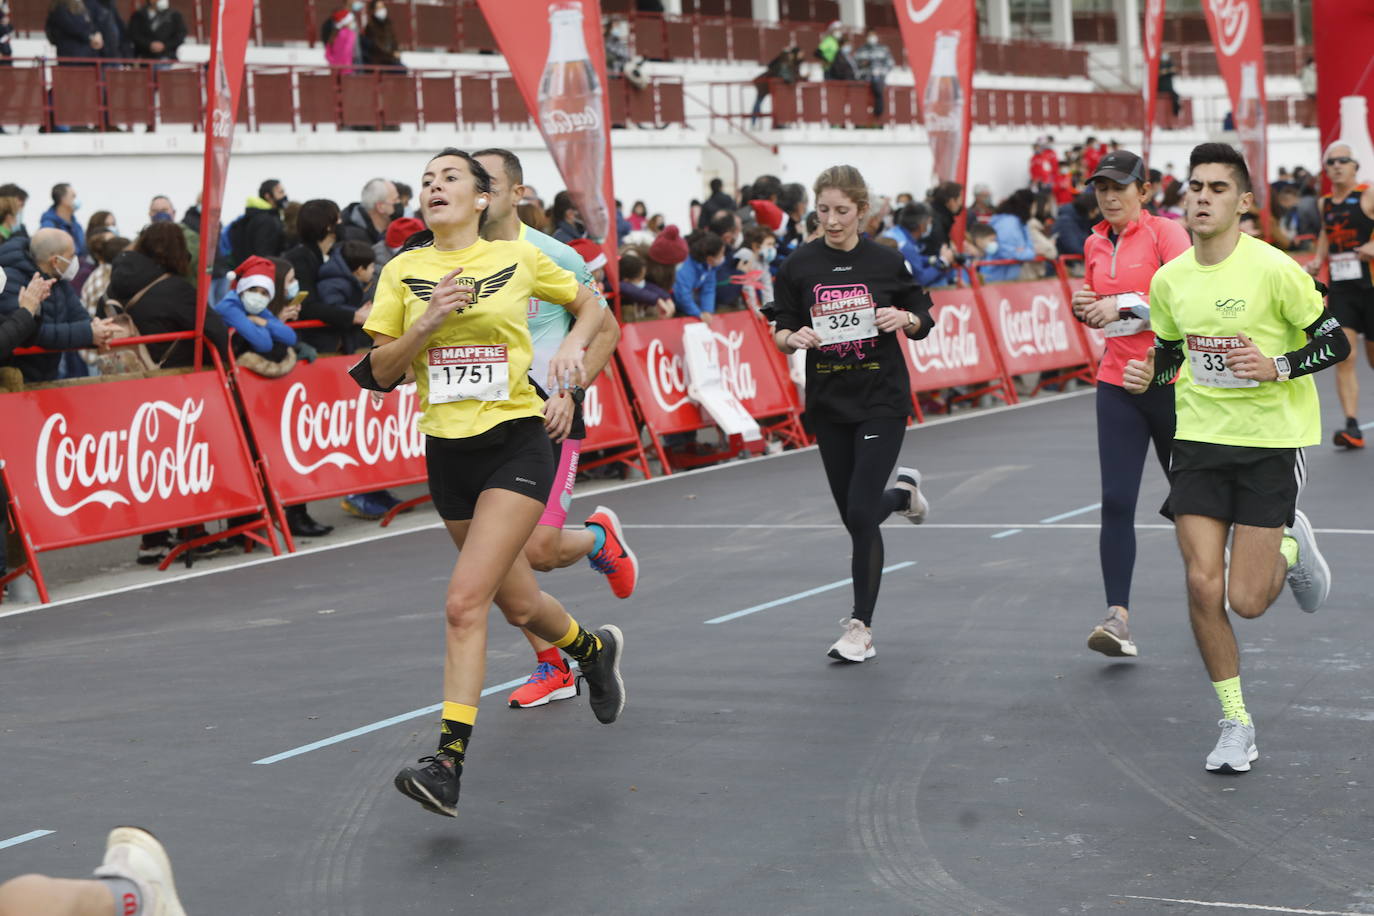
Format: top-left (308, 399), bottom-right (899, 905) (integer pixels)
top-left (441, 701), bottom-right (478, 726)
top-left (1280, 535), bottom-right (1299, 569)
top-left (1212, 676), bottom-right (1251, 726)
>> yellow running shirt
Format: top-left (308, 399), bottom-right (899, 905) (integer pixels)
top-left (364, 237), bottom-right (580, 440)
top-left (1149, 233), bottom-right (1325, 448)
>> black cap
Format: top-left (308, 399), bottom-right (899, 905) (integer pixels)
top-left (1089, 150), bottom-right (1147, 185)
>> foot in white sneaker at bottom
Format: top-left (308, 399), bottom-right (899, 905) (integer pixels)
top-left (0, 826), bottom-right (186, 916)
top-left (829, 617), bottom-right (875, 662)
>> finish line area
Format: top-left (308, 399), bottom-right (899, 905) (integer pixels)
top-left (3, 382), bottom-right (1373, 916)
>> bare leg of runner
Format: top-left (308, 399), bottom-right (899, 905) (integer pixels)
top-left (0, 877), bottom-right (114, 916)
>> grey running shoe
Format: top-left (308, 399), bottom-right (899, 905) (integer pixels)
top-left (1087, 607), bottom-right (1137, 657)
top-left (892, 466), bottom-right (929, 524)
top-left (394, 754), bottom-right (461, 817)
top-left (94, 827), bottom-right (187, 916)
top-left (827, 617), bottom-right (876, 662)
top-left (1205, 718), bottom-right (1258, 773)
top-left (1285, 510), bottom-right (1330, 613)
top-left (578, 625), bottom-right (626, 724)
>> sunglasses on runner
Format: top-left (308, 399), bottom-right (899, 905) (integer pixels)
top-left (1326, 157), bottom-right (1354, 166)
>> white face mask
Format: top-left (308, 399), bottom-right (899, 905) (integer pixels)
top-left (760, 244), bottom-right (776, 263)
top-left (373, 6), bottom-right (387, 20)
top-left (57, 254), bottom-right (78, 282)
top-left (155, 0), bottom-right (169, 10)
top-left (241, 290), bottom-right (271, 314)
top-left (286, 279), bottom-right (300, 300)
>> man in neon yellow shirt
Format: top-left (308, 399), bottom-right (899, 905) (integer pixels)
top-left (1124, 143), bottom-right (1348, 774)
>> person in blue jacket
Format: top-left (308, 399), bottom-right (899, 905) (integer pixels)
top-left (882, 202), bottom-right (956, 288)
top-left (672, 230), bottom-right (725, 322)
top-left (981, 189), bottom-right (1038, 282)
top-left (39, 183), bottom-right (87, 258)
top-left (214, 255), bottom-right (296, 358)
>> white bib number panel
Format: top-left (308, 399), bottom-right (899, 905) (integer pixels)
top-left (811, 294), bottom-right (878, 346)
top-left (1186, 335), bottom-right (1258, 389)
top-left (1330, 252), bottom-right (1362, 283)
top-left (427, 345), bottom-right (509, 403)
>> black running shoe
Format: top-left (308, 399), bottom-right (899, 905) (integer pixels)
top-left (577, 625), bottom-right (626, 724)
top-left (394, 754), bottom-right (460, 817)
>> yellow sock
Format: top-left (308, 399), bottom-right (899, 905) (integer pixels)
top-left (1280, 535), bottom-right (1299, 569)
top-left (441, 701), bottom-right (478, 725)
top-left (551, 615), bottom-right (603, 665)
top-left (1212, 676), bottom-right (1251, 726)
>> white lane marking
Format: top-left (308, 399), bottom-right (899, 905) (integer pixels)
top-left (0, 830), bottom-right (54, 850)
top-left (615, 523), bottom-right (1374, 534)
top-left (252, 676), bottom-right (529, 765)
top-left (704, 561), bottom-right (917, 625)
top-left (1116, 895), bottom-right (1365, 915)
top-left (1039, 502), bottom-right (1102, 524)
top-left (990, 529), bottom-right (1023, 539)
top-left (0, 389), bottom-right (1095, 619)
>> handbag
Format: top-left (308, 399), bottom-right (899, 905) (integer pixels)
top-left (100, 273), bottom-right (172, 374)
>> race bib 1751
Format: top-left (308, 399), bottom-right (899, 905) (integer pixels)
top-left (427, 345), bottom-right (509, 403)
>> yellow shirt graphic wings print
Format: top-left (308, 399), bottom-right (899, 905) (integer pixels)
top-left (364, 237), bottom-right (581, 440)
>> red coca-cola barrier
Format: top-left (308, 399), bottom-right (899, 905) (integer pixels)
top-left (615, 312), bottom-right (805, 473)
top-left (578, 359), bottom-right (653, 479)
top-left (901, 286), bottom-right (1019, 409)
top-left (0, 334), bottom-right (279, 603)
top-left (971, 265), bottom-right (1096, 393)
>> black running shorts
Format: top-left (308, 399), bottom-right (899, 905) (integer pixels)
top-left (1329, 284), bottom-right (1374, 337)
top-left (425, 417), bottom-right (554, 521)
top-left (1162, 440), bottom-right (1304, 529)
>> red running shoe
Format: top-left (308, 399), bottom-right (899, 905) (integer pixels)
top-left (586, 505), bottom-right (639, 599)
top-left (1334, 428), bottom-right (1365, 449)
top-left (507, 661), bottom-right (578, 708)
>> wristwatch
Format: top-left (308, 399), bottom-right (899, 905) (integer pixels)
top-left (568, 385), bottom-right (587, 405)
top-left (905, 311), bottom-right (917, 330)
top-left (1273, 355), bottom-right (1291, 382)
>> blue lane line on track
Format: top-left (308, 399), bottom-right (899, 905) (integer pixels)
top-left (991, 529), bottom-right (1023, 539)
top-left (0, 830), bottom-right (54, 851)
top-left (252, 676), bottom-right (529, 765)
top-left (1039, 503), bottom-right (1102, 524)
top-left (703, 561), bottom-right (917, 625)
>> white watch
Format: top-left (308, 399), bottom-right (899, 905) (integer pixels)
top-left (1273, 355), bottom-right (1291, 381)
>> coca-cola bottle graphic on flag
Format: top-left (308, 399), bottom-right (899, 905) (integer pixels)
top-left (538, 3), bottom-right (609, 242)
top-left (1338, 95), bottom-right (1374, 186)
top-left (924, 30), bottom-right (964, 186)
top-left (1234, 61), bottom-right (1266, 208)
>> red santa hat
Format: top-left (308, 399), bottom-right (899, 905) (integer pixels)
top-left (332, 10), bottom-right (356, 30)
top-left (567, 237), bottom-right (607, 272)
top-left (229, 255), bottom-right (276, 298)
top-left (749, 199), bottom-right (785, 233)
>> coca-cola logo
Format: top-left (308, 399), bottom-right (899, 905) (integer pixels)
top-left (1208, 0), bottom-right (1249, 57)
top-left (35, 399), bottom-right (215, 517)
top-left (542, 105), bottom-right (601, 135)
top-left (279, 381), bottom-right (423, 475)
top-left (583, 381), bottom-right (604, 428)
top-left (999, 295), bottom-right (1070, 357)
top-left (644, 330), bottom-right (759, 415)
top-left (905, 0), bottom-right (944, 24)
top-left (713, 329), bottom-right (758, 402)
top-left (909, 305), bottom-right (980, 372)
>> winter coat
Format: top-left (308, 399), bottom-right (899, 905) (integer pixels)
top-left (107, 249), bottom-right (229, 368)
top-left (1054, 202), bottom-right (1094, 258)
top-left (0, 307), bottom-right (36, 362)
top-left (40, 206), bottom-right (87, 258)
top-left (671, 256), bottom-right (717, 317)
top-left (213, 289), bottom-right (297, 356)
top-left (45, 2), bottom-right (98, 59)
top-left (337, 201), bottom-right (385, 246)
top-left (980, 213), bottom-right (1037, 283)
top-left (325, 25), bottom-right (357, 73)
top-left (228, 196), bottom-right (286, 265)
top-left (128, 4), bottom-right (187, 59)
top-left (86, 0), bottom-right (128, 58)
top-left (362, 18), bottom-right (401, 67)
top-left (0, 234), bottom-right (93, 381)
top-left (302, 245), bottom-right (370, 354)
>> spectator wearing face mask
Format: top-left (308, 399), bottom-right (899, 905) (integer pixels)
top-left (215, 255), bottom-right (296, 359)
top-left (962, 223), bottom-right (1001, 279)
top-left (673, 230), bottom-right (726, 323)
top-left (40, 183), bottom-right (86, 257)
top-left (228, 179), bottom-right (288, 265)
top-left (734, 224), bottom-right (777, 312)
top-left (128, 0), bottom-right (186, 60)
top-left (148, 195), bottom-right (200, 282)
top-left (604, 18), bottom-right (630, 75)
top-left (324, 7), bottom-right (359, 73)
top-left (360, 0), bottom-right (400, 68)
top-left (981, 189), bottom-right (1038, 282)
top-left (338, 177), bottom-right (399, 247)
top-left (853, 31), bottom-right (894, 117)
top-left (883, 202), bottom-right (956, 288)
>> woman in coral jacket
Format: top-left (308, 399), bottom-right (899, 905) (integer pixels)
top-left (1071, 149), bottom-right (1191, 661)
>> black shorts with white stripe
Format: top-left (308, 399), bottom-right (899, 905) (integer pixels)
top-left (1161, 441), bottom-right (1304, 529)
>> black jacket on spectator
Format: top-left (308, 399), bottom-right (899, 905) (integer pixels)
top-left (0, 308), bottom-right (37, 362)
top-left (698, 190), bottom-right (736, 230)
top-left (337, 202), bottom-right (385, 247)
top-left (85, 0), bottom-right (127, 58)
top-left (128, 4), bottom-right (187, 59)
top-left (229, 198), bottom-right (286, 265)
top-left (286, 240), bottom-right (333, 349)
top-left (301, 245), bottom-right (371, 354)
top-left (46, 3), bottom-right (99, 58)
top-left (929, 205), bottom-right (955, 254)
top-left (107, 250), bottom-right (229, 368)
top-left (0, 234), bottom-right (93, 381)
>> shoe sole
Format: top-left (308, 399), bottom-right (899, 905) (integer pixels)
top-left (393, 771), bottom-right (457, 817)
top-left (894, 466), bottom-right (928, 525)
top-left (590, 506), bottom-right (639, 598)
top-left (1288, 510), bottom-right (1330, 613)
top-left (100, 826), bottom-right (187, 916)
top-left (1333, 432), bottom-right (1365, 449)
top-left (586, 625), bottom-right (626, 724)
top-left (827, 644), bottom-right (876, 662)
top-left (508, 684), bottom-right (578, 708)
top-left (339, 500), bottom-right (383, 521)
top-left (1206, 745), bottom-right (1259, 773)
top-left (1087, 627), bottom-right (1138, 658)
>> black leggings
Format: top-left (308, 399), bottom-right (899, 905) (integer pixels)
top-left (811, 415), bottom-right (908, 625)
top-left (1096, 382), bottom-right (1174, 609)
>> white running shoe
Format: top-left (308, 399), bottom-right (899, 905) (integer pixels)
top-left (1285, 509), bottom-right (1330, 613)
top-left (892, 466), bottom-right (929, 524)
top-left (827, 617), bottom-right (876, 662)
top-left (94, 826), bottom-right (186, 916)
top-left (1205, 719), bottom-right (1258, 774)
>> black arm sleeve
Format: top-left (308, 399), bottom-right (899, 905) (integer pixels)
top-left (1285, 308), bottom-right (1350, 379)
top-left (1149, 337), bottom-right (1184, 388)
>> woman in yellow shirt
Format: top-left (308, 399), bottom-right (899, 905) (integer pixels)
top-left (354, 148), bottom-right (625, 818)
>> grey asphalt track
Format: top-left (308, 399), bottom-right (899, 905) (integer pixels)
top-left (3, 378), bottom-right (1374, 916)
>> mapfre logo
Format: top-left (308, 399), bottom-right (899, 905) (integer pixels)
top-left (279, 381), bottom-right (423, 475)
top-left (909, 304), bottom-right (980, 372)
top-left (998, 295), bottom-right (1070, 357)
top-left (1208, 0), bottom-right (1249, 57)
top-left (35, 399), bottom-right (215, 517)
top-left (905, 0), bottom-right (944, 24)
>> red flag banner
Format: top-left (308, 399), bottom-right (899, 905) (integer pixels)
top-left (193, 0), bottom-right (254, 367)
top-left (476, 0), bottom-right (618, 281)
top-left (1312, 0), bottom-right (1374, 191)
top-left (1202, 0), bottom-right (1268, 215)
top-left (894, 0), bottom-right (975, 243)
top-left (1141, 0), bottom-right (1165, 167)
